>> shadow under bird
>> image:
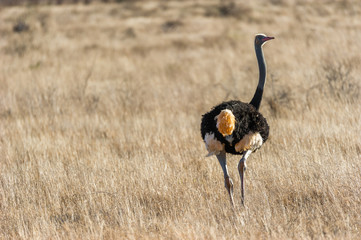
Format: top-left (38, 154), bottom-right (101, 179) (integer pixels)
top-left (200, 34), bottom-right (274, 206)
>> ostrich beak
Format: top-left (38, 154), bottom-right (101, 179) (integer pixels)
top-left (263, 36), bottom-right (275, 42)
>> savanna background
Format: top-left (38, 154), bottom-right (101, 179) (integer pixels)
top-left (0, 0), bottom-right (360, 239)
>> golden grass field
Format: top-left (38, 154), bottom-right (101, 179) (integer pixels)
top-left (0, 0), bottom-right (360, 239)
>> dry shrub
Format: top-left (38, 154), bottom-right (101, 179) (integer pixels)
top-left (13, 21), bottom-right (30, 33)
top-left (161, 20), bottom-right (183, 33)
top-left (308, 59), bottom-right (360, 104)
top-left (323, 60), bottom-right (359, 102)
top-left (205, 0), bottom-right (252, 20)
top-left (266, 74), bottom-right (294, 118)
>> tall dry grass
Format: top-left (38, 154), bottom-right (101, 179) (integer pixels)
top-left (0, 0), bottom-right (360, 239)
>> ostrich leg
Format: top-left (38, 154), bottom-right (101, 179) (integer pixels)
top-left (216, 151), bottom-right (234, 206)
top-left (238, 150), bottom-right (252, 206)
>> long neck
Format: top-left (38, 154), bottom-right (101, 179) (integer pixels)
top-left (249, 45), bottom-right (266, 111)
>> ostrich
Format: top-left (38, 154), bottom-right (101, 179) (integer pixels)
top-left (200, 34), bottom-right (274, 206)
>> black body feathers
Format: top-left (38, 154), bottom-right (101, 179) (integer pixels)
top-left (200, 100), bottom-right (269, 155)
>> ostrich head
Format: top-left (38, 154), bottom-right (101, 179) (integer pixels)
top-left (255, 34), bottom-right (274, 46)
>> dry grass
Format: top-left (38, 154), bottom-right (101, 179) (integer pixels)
top-left (0, 0), bottom-right (361, 239)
